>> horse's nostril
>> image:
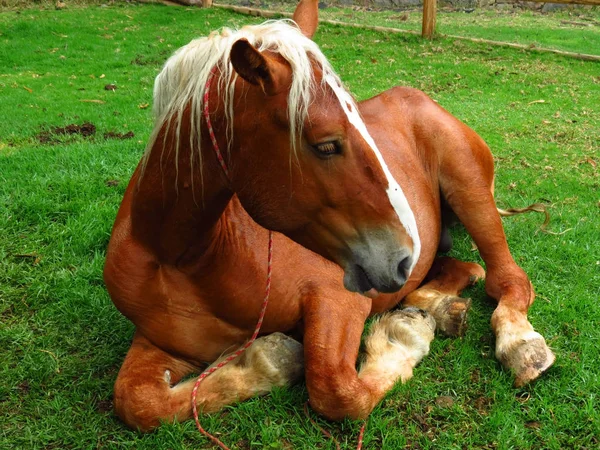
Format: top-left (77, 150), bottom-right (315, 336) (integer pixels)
top-left (397, 255), bottom-right (412, 281)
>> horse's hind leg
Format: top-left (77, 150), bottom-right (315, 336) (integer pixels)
top-left (403, 257), bottom-right (485, 337)
top-left (114, 331), bottom-right (303, 431)
top-left (435, 124), bottom-right (555, 386)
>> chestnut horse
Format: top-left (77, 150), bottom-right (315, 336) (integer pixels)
top-left (104, 0), bottom-right (554, 432)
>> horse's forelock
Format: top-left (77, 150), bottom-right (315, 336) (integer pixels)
top-left (142, 20), bottom-right (341, 179)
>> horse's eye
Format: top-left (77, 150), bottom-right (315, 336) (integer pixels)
top-left (313, 141), bottom-right (341, 157)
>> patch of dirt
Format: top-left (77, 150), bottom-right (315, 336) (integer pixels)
top-left (105, 180), bottom-right (120, 187)
top-left (412, 412), bottom-right (431, 432)
top-left (0, 304), bottom-right (15, 321)
top-left (37, 122), bottom-right (96, 144)
top-left (131, 54), bottom-right (162, 66)
top-left (389, 13), bottom-right (409, 21)
top-left (17, 381), bottom-right (30, 394)
top-left (474, 396), bottom-right (492, 415)
top-left (525, 420), bottom-right (541, 429)
top-left (280, 440), bottom-right (294, 450)
top-left (13, 252), bottom-right (42, 266)
top-left (104, 84), bottom-right (117, 91)
top-left (235, 440), bottom-right (250, 450)
top-left (103, 131), bottom-right (134, 140)
top-left (131, 49), bottom-right (171, 66)
top-left (435, 395), bottom-right (454, 408)
top-left (96, 399), bottom-right (113, 413)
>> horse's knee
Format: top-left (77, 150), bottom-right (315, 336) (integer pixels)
top-left (306, 367), bottom-right (373, 421)
top-left (485, 266), bottom-right (533, 312)
top-left (114, 375), bottom-right (167, 432)
top-left (113, 334), bottom-right (196, 431)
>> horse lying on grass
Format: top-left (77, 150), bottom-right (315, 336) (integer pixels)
top-left (103, 0), bottom-right (555, 432)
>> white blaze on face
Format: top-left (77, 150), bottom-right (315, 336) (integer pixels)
top-left (324, 75), bottom-right (421, 274)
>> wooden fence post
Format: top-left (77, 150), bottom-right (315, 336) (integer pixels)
top-left (422, 0), bottom-right (436, 39)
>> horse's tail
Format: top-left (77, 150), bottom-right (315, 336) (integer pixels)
top-left (497, 202), bottom-right (548, 219)
top-left (497, 202), bottom-right (561, 234)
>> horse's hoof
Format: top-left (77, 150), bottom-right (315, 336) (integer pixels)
top-left (496, 332), bottom-right (555, 387)
top-left (435, 296), bottom-right (471, 337)
top-left (240, 332), bottom-right (304, 387)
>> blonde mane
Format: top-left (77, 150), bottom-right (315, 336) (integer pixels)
top-left (143, 20), bottom-right (342, 180)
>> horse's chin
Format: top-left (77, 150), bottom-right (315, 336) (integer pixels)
top-left (342, 261), bottom-right (404, 296)
top-left (343, 264), bottom-right (381, 297)
top-left (362, 288), bottom-right (380, 299)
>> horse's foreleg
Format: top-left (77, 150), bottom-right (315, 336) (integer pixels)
top-left (403, 257), bottom-right (485, 337)
top-left (437, 132), bottom-right (555, 386)
top-left (114, 331), bottom-right (303, 431)
top-left (303, 293), bottom-right (434, 420)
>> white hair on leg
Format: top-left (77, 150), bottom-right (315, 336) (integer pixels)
top-left (359, 308), bottom-right (435, 395)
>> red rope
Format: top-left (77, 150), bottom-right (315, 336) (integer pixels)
top-left (191, 64), bottom-right (274, 450)
top-left (194, 64), bottom-right (366, 450)
top-left (203, 67), bottom-right (230, 178)
top-left (357, 422), bottom-right (366, 450)
top-left (191, 230), bottom-right (273, 449)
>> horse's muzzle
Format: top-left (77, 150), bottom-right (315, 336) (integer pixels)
top-left (342, 246), bottom-right (413, 295)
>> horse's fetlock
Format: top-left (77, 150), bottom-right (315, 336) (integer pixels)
top-left (380, 309), bottom-right (435, 352)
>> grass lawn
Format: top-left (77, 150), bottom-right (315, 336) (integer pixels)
top-left (242, 2), bottom-right (600, 57)
top-left (1, 2), bottom-right (599, 449)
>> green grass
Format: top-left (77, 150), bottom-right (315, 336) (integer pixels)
top-left (252, 2), bottom-right (600, 56)
top-left (1, 3), bottom-right (599, 449)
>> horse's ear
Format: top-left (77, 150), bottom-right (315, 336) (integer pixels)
top-left (292, 0), bottom-right (319, 39)
top-left (230, 39), bottom-right (291, 96)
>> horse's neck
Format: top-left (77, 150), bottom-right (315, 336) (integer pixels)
top-left (131, 122), bottom-right (233, 265)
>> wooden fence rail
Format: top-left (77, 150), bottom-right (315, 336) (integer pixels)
top-left (526, 0), bottom-right (600, 4)
top-left (199, 0), bottom-right (600, 39)
top-left (197, 2), bottom-right (599, 61)
top-left (421, 0), bottom-right (600, 37)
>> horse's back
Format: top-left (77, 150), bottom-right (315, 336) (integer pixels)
top-left (361, 85), bottom-right (495, 183)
